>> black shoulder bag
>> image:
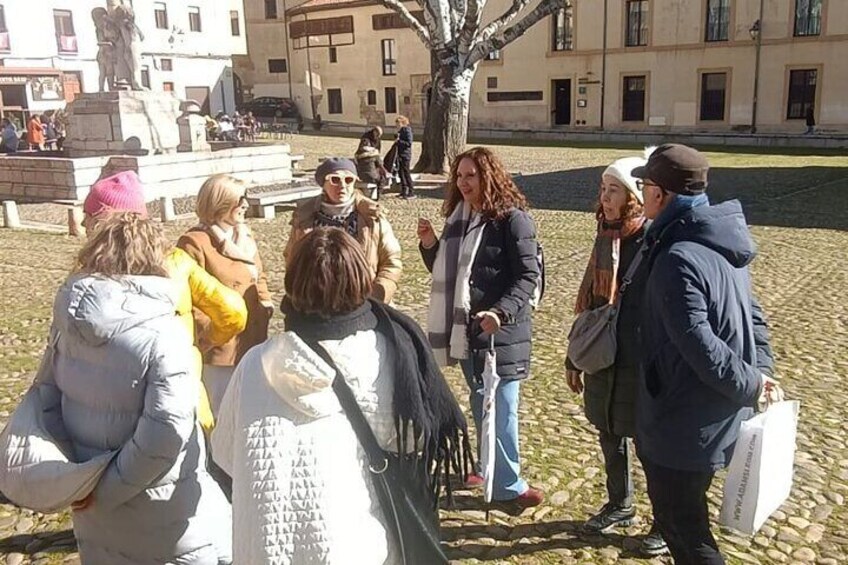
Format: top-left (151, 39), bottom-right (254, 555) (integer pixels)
top-left (306, 340), bottom-right (448, 565)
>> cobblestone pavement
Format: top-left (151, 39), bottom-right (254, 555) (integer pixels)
top-left (1, 135), bottom-right (847, 564)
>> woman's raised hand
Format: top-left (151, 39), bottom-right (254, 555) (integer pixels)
top-left (417, 217), bottom-right (437, 248)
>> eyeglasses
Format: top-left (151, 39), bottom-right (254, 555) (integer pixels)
top-left (635, 180), bottom-right (659, 192)
top-left (327, 174), bottom-right (357, 186)
top-left (237, 191), bottom-right (249, 208)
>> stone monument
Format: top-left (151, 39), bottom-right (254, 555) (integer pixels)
top-left (64, 91), bottom-right (182, 157)
top-left (67, 1), bottom-right (179, 157)
top-left (177, 100), bottom-right (211, 153)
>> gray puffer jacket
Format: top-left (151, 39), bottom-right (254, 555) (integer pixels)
top-left (44, 274), bottom-right (232, 564)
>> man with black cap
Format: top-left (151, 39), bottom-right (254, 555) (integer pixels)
top-left (631, 144), bottom-right (779, 564)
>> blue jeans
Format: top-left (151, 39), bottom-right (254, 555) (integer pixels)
top-left (460, 358), bottom-right (528, 500)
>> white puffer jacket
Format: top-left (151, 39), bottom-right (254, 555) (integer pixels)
top-left (212, 329), bottom-right (402, 565)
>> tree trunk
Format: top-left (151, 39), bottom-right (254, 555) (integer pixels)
top-left (414, 62), bottom-right (476, 174)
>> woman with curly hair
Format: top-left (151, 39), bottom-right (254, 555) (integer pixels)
top-left (565, 153), bottom-right (667, 556)
top-left (417, 146), bottom-right (543, 514)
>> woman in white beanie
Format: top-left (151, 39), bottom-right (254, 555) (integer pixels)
top-left (565, 150), bottom-right (668, 556)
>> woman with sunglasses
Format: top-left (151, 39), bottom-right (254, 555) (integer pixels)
top-left (177, 174), bottom-right (274, 419)
top-left (285, 157), bottom-right (402, 303)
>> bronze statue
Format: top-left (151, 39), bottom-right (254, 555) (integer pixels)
top-left (91, 7), bottom-right (117, 91)
top-left (92, 1), bottom-right (145, 91)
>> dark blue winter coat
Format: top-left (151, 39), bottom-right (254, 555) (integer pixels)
top-left (396, 126), bottom-right (413, 160)
top-left (636, 199), bottom-right (774, 473)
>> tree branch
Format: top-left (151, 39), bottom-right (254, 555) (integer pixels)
top-left (465, 0), bottom-right (566, 68)
top-left (458, 0), bottom-right (485, 53)
top-left (379, 0), bottom-right (432, 49)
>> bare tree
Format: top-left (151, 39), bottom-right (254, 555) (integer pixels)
top-left (379, 0), bottom-right (569, 173)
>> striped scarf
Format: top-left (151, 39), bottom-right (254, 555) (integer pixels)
top-left (426, 202), bottom-right (486, 366)
top-left (575, 214), bottom-right (646, 314)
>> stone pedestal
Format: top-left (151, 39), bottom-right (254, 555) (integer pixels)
top-left (65, 91), bottom-right (181, 157)
top-left (177, 113), bottom-right (210, 152)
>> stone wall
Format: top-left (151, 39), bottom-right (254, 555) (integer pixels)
top-left (0, 145), bottom-right (295, 203)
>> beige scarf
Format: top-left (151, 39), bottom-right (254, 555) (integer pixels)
top-left (205, 223), bottom-right (260, 281)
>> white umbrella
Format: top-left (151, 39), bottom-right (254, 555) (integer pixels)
top-left (480, 334), bottom-right (500, 504)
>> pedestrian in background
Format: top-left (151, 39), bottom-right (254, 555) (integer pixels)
top-left (26, 114), bottom-right (44, 151)
top-left (395, 115), bottom-right (416, 199)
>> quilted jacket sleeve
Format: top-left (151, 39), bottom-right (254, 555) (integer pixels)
top-left (656, 253), bottom-right (762, 407)
top-left (183, 250), bottom-right (248, 347)
top-left (211, 359), bottom-right (245, 477)
top-left (373, 217), bottom-right (402, 303)
top-left (92, 335), bottom-right (197, 511)
top-left (491, 210), bottom-right (540, 323)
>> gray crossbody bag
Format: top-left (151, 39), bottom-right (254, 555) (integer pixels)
top-left (566, 244), bottom-right (645, 375)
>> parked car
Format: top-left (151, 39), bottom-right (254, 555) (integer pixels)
top-left (241, 97), bottom-right (300, 120)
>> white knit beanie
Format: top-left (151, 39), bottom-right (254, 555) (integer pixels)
top-left (601, 148), bottom-right (653, 204)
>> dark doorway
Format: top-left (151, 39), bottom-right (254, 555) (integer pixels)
top-left (233, 72), bottom-right (244, 110)
top-left (552, 79), bottom-right (571, 125)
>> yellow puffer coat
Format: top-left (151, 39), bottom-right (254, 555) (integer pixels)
top-left (166, 247), bottom-right (248, 430)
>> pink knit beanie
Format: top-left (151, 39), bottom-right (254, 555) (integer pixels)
top-left (84, 170), bottom-right (147, 218)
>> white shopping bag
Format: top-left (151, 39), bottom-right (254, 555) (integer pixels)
top-left (719, 400), bottom-right (800, 535)
top-left (479, 336), bottom-right (500, 504)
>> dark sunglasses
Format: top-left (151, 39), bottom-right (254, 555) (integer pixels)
top-left (327, 174), bottom-right (357, 186)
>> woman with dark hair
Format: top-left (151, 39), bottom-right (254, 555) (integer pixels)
top-left (37, 212), bottom-right (232, 563)
top-left (213, 228), bottom-right (468, 564)
top-left (565, 152), bottom-right (667, 556)
top-left (417, 146), bottom-right (543, 514)
top-left (355, 126), bottom-right (388, 198)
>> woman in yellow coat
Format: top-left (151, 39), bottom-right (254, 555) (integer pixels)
top-left (83, 171), bottom-right (248, 430)
top-left (166, 247), bottom-right (247, 429)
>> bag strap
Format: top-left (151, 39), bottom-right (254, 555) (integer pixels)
top-left (613, 242), bottom-right (647, 305)
top-left (305, 338), bottom-right (389, 474)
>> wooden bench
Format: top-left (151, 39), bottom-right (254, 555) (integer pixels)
top-left (246, 185), bottom-right (322, 219)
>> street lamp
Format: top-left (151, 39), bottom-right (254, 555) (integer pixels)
top-left (749, 19), bottom-right (761, 40)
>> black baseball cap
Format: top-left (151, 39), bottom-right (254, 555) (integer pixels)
top-left (631, 144), bottom-right (709, 195)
